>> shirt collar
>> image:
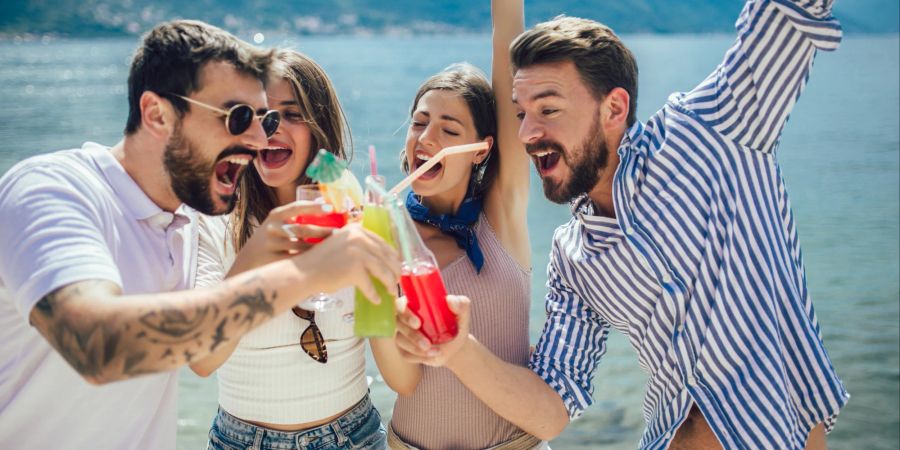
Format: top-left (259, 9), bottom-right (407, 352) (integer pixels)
top-left (616, 120), bottom-right (645, 158)
top-left (568, 121), bottom-right (644, 229)
top-left (83, 142), bottom-right (191, 227)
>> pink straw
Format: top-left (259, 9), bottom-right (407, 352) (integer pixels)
top-left (368, 145), bottom-right (378, 177)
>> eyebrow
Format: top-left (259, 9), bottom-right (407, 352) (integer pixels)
top-left (416, 110), bottom-right (464, 126)
top-left (512, 89), bottom-right (563, 105)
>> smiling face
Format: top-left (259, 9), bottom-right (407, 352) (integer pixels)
top-left (164, 60), bottom-right (269, 215)
top-left (255, 77), bottom-right (314, 190)
top-left (513, 60), bottom-right (609, 204)
top-left (405, 89), bottom-right (490, 203)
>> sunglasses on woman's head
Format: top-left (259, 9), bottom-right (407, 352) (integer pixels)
top-left (169, 94), bottom-right (281, 138)
top-left (291, 306), bottom-right (327, 364)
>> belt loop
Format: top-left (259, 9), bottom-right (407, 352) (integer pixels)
top-left (332, 421), bottom-right (349, 446)
top-left (247, 427), bottom-right (264, 450)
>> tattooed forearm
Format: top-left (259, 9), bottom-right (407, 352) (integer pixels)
top-left (123, 351), bottom-right (148, 374)
top-left (29, 274), bottom-right (285, 384)
top-left (230, 288), bottom-right (275, 325)
top-left (138, 304), bottom-right (215, 343)
top-left (31, 281), bottom-right (124, 380)
top-left (210, 318), bottom-right (229, 352)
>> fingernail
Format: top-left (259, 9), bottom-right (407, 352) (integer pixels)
top-left (321, 204), bottom-right (333, 212)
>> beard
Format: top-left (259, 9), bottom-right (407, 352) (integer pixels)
top-left (531, 113), bottom-right (609, 204)
top-left (163, 123), bottom-right (242, 215)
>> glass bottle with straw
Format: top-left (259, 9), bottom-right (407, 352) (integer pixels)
top-left (353, 157), bottom-right (398, 336)
top-left (387, 194), bottom-right (458, 344)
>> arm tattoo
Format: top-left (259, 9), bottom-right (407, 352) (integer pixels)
top-left (138, 305), bottom-right (215, 342)
top-left (30, 277), bottom-right (280, 383)
top-left (230, 288), bottom-right (274, 326)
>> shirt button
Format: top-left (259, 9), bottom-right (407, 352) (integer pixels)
top-left (687, 375), bottom-right (697, 386)
top-left (676, 324), bottom-right (684, 334)
top-left (662, 273), bottom-right (673, 283)
top-left (625, 226), bottom-right (635, 235)
top-left (664, 431), bottom-right (673, 440)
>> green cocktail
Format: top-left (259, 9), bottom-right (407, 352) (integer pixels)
top-left (354, 176), bottom-right (397, 337)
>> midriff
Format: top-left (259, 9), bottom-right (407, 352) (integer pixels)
top-left (243, 404), bottom-right (352, 432)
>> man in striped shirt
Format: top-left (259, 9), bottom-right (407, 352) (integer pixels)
top-left (394, 0), bottom-right (849, 448)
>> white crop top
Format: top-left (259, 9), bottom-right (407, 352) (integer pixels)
top-left (196, 215), bottom-right (368, 424)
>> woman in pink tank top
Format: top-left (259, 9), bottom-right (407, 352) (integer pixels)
top-left (370, 1), bottom-right (541, 449)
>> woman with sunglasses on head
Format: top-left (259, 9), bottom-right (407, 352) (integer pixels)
top-left (370, 1), bottom-right (541, 448)
top-left (192, 49), bottom-right (387, 450)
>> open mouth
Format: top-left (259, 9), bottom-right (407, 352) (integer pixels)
top-left (213, 155), bottom-right (252, 194)
top-left (413, 151), bottom-right (443, 180)
top-left (530, 149), bottom-right (561, 176)
top-left (259, 146), bottom-right (293, 169)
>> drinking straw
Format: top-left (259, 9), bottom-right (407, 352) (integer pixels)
top-left (368, 145), bottom-right (378, 177)
top-left (388, 142), bottom-right (489, 195)
top-left (367, 177), bottom-right (415, 264)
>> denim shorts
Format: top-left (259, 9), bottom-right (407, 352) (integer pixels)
top-left (207, 395), bottom-right (386, 450)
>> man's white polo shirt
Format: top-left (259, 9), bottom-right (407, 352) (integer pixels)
top-left (0, 142), bottom-right (199, 450)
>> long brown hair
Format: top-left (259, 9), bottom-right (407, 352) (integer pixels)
top-left (230, 49), bottom-right (352, 250)
top-left (401, 63), bottom-right (498, 199)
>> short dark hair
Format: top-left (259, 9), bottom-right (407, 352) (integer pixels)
top-left (511, 16), bottom-right (638, 126)
top-left (124, 20), bottom-right (274, 134)
top-left (403, 63), bottom-right (498, 198)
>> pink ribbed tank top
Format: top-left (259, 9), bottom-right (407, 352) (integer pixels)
top-left (389, 213), bottom-right (532, 449)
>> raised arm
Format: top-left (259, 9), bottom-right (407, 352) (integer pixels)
top-left (680, 0), bottom-right (841, 152)
top-left (484, 0), bottom-right (530, 268)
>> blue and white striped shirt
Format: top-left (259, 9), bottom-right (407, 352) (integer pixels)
top-left (528, 1), bottom-right (849, 449)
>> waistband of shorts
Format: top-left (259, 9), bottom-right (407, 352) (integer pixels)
top-left (215, 394), bottom-right (373, 443)
top-left (386, 421), bottom-right (544, 450)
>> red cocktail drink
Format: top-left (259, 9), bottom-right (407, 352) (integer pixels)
top-left (290, 212), bottom-right (347, 243)
top-left (399, 261), bottom-right (457, 345)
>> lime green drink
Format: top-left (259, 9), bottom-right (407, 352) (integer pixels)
top-left (354, 176), bottom-right (397, 337)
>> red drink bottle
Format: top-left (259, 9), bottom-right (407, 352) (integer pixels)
top-left (399, 261), bottom-right (457, 344)
top-left (389, 198), bottom-right (458, 344)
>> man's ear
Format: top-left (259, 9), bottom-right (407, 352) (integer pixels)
top-left (139, 91), bottom-right (177, 140)
top-left (474, 136), bottom-right (495, 164)
top-left (602, 87), bottom-right (630, 130)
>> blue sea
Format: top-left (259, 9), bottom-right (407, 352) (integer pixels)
top-left (0, 33), bottom-right (897, 449)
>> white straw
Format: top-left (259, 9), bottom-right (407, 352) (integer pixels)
top-left (388, 142), bottom-right (489, 195)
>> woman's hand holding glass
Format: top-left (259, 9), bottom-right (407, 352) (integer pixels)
top-left (227, 202), bottom-right (334, 277)
top-left (393, 294), bottom-right (472, 368)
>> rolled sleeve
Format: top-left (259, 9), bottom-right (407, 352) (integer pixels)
top-left (529, 243), bottom-right (610, 420)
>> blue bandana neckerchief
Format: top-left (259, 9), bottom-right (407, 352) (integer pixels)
top-left (405, 190), bottom-right (484, 273)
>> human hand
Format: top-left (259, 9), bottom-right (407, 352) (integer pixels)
top-left (231, 201), bottom-right (333, 271)
top-left (297, 222), bottom-right (401, 303)
top-left (393, 295), bottom-right (471, 367)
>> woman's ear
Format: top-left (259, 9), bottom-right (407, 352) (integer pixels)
top-left (474, 136), bottom-right (495, 164)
